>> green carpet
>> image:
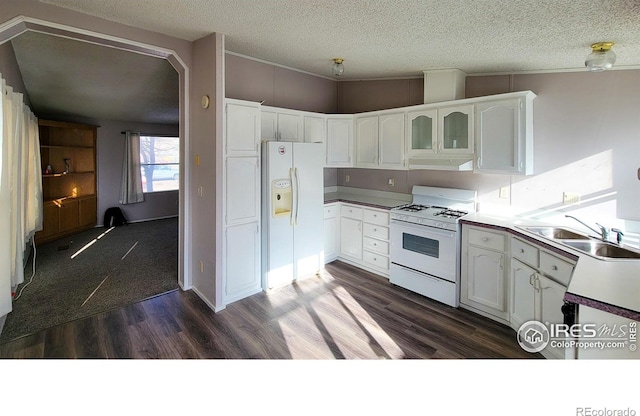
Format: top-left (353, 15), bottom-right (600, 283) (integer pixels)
top-left (0, 217), bottom-right (179, 344)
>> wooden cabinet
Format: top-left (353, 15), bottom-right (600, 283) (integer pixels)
top-left (460, 225), bottom-right (509, 321)
top-left (35, 119), bottom-right (97, 244)
top-left (325, 115), bottom-right (353, 167)
top-left (223, 99), bottom-right (262, 304)
top-left (474, 92), bottom-right (535, 175)
top-left (354, 112), bottom-right (405, 169)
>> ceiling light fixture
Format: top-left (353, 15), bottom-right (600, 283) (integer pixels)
top-left (331, 58), bottom-right (344, 76)
top-left (585, 42), bottom-right (616, 72)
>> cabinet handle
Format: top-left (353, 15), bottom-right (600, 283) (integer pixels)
top-left (520, 248), bottom-right (525, 253)
top-left (529, 273), bottom-right (535, 286)
top-left (373, 228), bottom-right (377, 232)
top-left (481, 237), bottom-right (489, 242)
top-left (372, 242), bottom-right (377, 246)
top-left (551, 265), bottom-right (558, 271)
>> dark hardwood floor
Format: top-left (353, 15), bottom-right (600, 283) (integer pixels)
top-left (0, 261), bottom-right (540, 359)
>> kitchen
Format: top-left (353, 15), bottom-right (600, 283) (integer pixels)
top-left (1, 1), bottom-right (639, 413)
top-left (223, 54), bottom-right (640, 361)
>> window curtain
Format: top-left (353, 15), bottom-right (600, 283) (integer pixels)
top-left (119, 130), bottom-right (144, 205)
top-left (0, 74), bottom-right (43, 317)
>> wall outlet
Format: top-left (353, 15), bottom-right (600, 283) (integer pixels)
top-left (388, 178), bottom-right (394, 186)
top-left (345, 174), bottom-right (350, 183)
top-left (499, 186), bottom-right (509, 199)
top-left (563, 192), bottom-right (581, 205)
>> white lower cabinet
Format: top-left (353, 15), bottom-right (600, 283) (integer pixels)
top-left (328, 202), bottom-right (390, 278)
top-left (509, 236), bottom-right (574, 359)
top-left (460, 226), bottom-right (509, 322)
top-left (339, 204), bottom-right (363, 261)
top-left (224, 222), bottom-right (261, 303)
top-left (323, 203), bottom-right (339, 263)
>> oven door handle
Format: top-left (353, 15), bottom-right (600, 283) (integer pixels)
top-left (390, 220), bottom-right (456, 238)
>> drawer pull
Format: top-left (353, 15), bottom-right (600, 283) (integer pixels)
top-left (372, 242), bottom-right (377, 246)
top-left (373, 228), bottom-right (377, 232)
top-left (551, 265), bottom-right (558, 271)
top-left (373, 214), bottom-right (377, 217)
top-left (520, 248), bottom-right (525, 253)
top-left (482, 237), bottom-right (489, 242)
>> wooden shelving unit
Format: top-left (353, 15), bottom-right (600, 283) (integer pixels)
top-left (35, 119), bottom-right (98, 244)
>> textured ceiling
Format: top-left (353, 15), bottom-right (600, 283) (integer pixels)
top-left (8, 0), bottom-right (640, 125)
top-left (40, 0), bottom-right (640, 78)
top-left (11, 32), bottom-right (179, 124)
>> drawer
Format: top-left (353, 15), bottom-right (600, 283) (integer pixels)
top-left (324, 204), bottom-right (338, 219)
top-left (363, 250), bottom-right (389, 271)
top-left (363, 222), bottom-right (389, 240)
top-left (468, 228), bottom-right (505, 252)
top-left (511, 237), bottom-right (539, 267)
top-left (341, 204), bottom-right (363, 220)
top-left (363, 236), bottom-right (389, 255)
top-left (539, 251), bottom-right (574, 286)
top-left (363, 209), bottom-right (389, 226)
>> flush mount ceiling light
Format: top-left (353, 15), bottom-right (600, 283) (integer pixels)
top-left (331, 58), bottom-right (344, 76)
top-left (585, 42), bottom-right (616, 72)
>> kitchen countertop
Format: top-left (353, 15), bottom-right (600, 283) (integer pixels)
top-left (461, 213), bottom-right (640, 321)
top-left (324, 188), bottom-right (410, 210)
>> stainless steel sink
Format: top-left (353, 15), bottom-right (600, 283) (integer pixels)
top-left (560, 240), bottom-right (640, 259)
top-left (524, 226), bottom-right (588, 240)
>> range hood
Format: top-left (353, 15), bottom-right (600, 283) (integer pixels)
top-left (408, 158), bottom-right (474, 171)
top-left (423, 69), bottom-right (466, 104)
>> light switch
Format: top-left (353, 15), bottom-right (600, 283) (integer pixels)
top-left (345, 174), bottom-right (350, 183)
top-left (499, 186), bottom-right (509, 199)
top-left (195, 154), bottom-right (200, 166)
top-left (388, 178), bottom-right (395, 186)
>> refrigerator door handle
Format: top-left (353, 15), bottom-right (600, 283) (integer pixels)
top-left (294, 167), bottom-right (300, 225)
top-left (289, 167), bottom-right (295, 226)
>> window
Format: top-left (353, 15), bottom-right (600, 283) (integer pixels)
top-left (140, 136), bottom-right (180, 193)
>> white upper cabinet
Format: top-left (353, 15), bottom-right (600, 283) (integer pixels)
top-left (261, 107), bottom-right (303, 142)
top-left (225, 100), bottom-right (260, 156)
top-left (474, 91), bottom-right (535, 175)
top-left (406, 109), bottom-right (437, 156)
top-left (303, 114), bottom-right (326, 143)
top-left (438, 104), bottom-right (474, 155)
top-left (326, 115), bottom-right (353, 167)
top-left (355, 112), bottom-right (405, 169)
top-left (378, 113), bottom-right (405, 168)
top-left (406, 105), bottom-right (473, 158)
top-left (355, 115), bottom-right (379, 167)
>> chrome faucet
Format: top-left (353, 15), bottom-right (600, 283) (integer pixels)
top-left (565, 215), bottom-right (609, 242)
top-left (611, 228), bottom-right (624, 245)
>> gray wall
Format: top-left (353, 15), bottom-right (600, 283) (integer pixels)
top-left (225, 53), bottom-right (338, 113)
top-left (337, 78), bottom-right (424, 113)
top-left (338, 70), bottom-right (640, 226)
top-left (0, 41), bottom-right (30, 107)
top-left (96, 121), bottom-right (180, 225)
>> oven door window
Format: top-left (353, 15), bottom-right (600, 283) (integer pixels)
top-left (402, 233), bottom-right (439, 258)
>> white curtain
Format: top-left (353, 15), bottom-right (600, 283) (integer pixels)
top-left (0, 74), bottom-right (42, 317)
top-left (119, 130), bottom-right (144, 205)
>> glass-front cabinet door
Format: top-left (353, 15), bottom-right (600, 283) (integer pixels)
top-left (438, 105), bottom-right (474, 154)
top-left (406, 109), bottom-right (437, 156)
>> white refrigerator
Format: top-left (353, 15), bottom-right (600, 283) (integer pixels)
top-left (262, 141), bottom-right (324, 290)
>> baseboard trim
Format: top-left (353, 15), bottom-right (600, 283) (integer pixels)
top-left (191, 286), bottom-right (225, 313)
top-left (97, 214), bottom-right (178, 228)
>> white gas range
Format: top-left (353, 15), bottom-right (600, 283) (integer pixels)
top-left (389, 186), bottom-right (477, 307)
